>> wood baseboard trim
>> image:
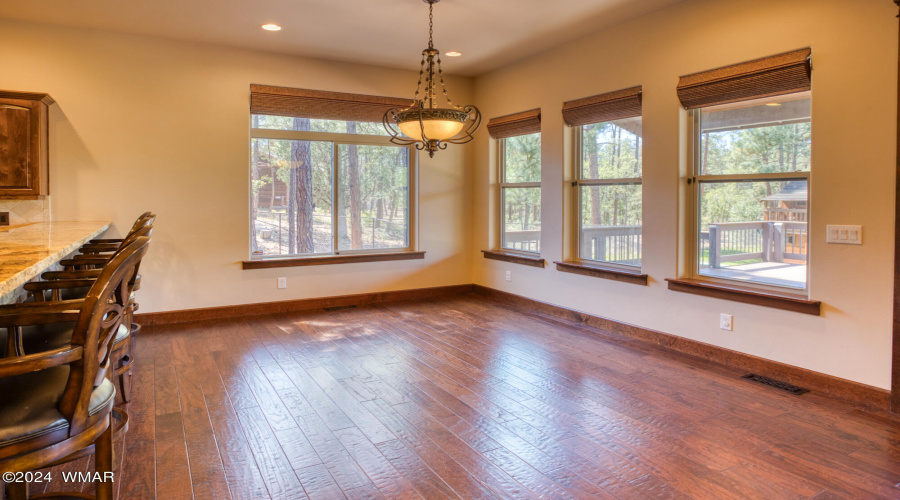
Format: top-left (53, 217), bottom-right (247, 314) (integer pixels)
top-left (471, 284), bottom-right (889, 410)
top-left (136, 284), bottom-right (475, 326)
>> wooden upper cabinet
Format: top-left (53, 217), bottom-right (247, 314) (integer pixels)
top-left (0, 91), bottom-right (54, 198)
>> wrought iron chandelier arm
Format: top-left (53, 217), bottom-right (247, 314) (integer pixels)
top-left (442, 105), bottom-right (480, 144)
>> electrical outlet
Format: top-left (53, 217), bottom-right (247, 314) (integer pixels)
top-left (0, 212), bottom-right (8, 226)
top-left (277, 277), bottom-right (287, 289)
top-left (505, 270), bottom-right (511, 282)
top-left (720, 313), bottom-right (733, 331)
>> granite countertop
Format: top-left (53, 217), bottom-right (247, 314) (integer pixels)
top-left (0, 221), bottom-right (111, 299)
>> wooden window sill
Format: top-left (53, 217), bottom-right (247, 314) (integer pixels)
top-left (242, 251), bottom-right (425, 269)
top-left (481, 250), bottom-right (545, 268)
top-left (554, 261), bottom-right (648, 285)
top-left (665, 278), bottom-right (821, 315)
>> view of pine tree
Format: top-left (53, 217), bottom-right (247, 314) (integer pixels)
top-left (580, 120), bottom-right (642, 229)
top-left (699, 115), bottom-right (811, 230)
top-left (250, 116), bottom-right (409, 256)
top-left (503, 132), bottom-right (541, 231)
top-left (694, 95), bottom-right (812, 289)
top-left (250, 115), bottom-right (260, 254)
top-left (345, 122), bottom-right (363, 249)
top-left (288, 117), bottom-right (314, 254)
top-left (339, 143), bottom-right (409, 251)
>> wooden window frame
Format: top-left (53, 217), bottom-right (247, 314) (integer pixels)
top-left (570, 121), bottom-right (643, 273)
top-left (497, 134), bottom-right (542, 256)
top-left (249, 126), bottom-right (418, 262)
top-left (684, 93), bottom-right (811, 296)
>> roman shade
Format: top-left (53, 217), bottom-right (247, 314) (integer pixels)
top-left (677, 48), bottom-right (811, 109)
top-left (250, 84), bottom-right (413, 123)
top-left (487, 109), bottom-right (541, 139)
top-left (562, 86), bottom-right (642, 126)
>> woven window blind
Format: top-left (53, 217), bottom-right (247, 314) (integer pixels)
top-left (487, 109), bottom-right (541, 139)
top-left (250, 84), bottom-right (412, 123)
top-left (677, 48), bottom-right (811, 109)
top-left (562, 86), bottom-right (642, 127)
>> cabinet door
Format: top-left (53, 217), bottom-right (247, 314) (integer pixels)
top-left (0, 97), bottom-right (44, 197)
top-left (0, 102), bottom-right (34, 190)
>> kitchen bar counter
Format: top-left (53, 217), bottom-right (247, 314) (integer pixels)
top-left (0, 221), bottom-right (110, 302)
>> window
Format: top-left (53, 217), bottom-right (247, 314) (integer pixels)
top-left (676, 49), bottom-right (813, 293)
top-left (563, 86), bottom-right (643, 271)
top-left (575, 117), bottom-right (642, 267)
top-left (500, 133), bottom-right (542, 253)
top-left (487, 108), bottom-right (542, 255)
top-left (248, 86), bottom-right (416, 260)
top-left (692, 93), bottom-right (811, 289)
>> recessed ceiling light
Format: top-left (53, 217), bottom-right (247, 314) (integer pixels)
top-left (261, 24), bottom-right (282, 31)
top-left (765, 102), bottom-right (782, 107)
top-left (445, 51), bottom-right (462, 57)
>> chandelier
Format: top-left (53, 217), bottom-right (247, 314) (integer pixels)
top-left (383, 0), bottom-right (481, 157)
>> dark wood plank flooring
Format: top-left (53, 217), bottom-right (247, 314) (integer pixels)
top-left (33, 296), bottom-right (900, 499)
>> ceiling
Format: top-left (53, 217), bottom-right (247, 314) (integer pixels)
top-left (0, 0), bottom-right (686, 76)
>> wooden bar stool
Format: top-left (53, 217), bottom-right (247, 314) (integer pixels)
top-left (21, 225), bottom-right (153, 403)
top-left (0, 236), bottom-right (150, 500)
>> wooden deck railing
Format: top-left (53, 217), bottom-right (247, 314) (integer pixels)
top-left (504, 221), bottom-right (807, 269)
top-left (580, 225), bottom-right (642, 264)
top-left (704, 221), bottom-right (808, 268)
top-left (503, 229), bottom-right (541, 252)
top-left (765, 208), bottom-right (807, 222)
top-left (504, 226), bottom-right (643, 263)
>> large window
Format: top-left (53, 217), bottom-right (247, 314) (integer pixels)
top-left (692, 92), bottom-right (811, 289)
top-left (250, 115), bottom-right (414, 259)
top-left (500, 133), bottom-right (541, 253)
top-left (576, 117), bottom-right (642, 267)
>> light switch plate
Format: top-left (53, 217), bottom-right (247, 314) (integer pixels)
top-left (826, 225), bottom-right (862, 245)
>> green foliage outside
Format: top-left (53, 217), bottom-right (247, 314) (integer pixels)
top-left (580, 120), bottom-right (642, 229)
top-left (696, 103), bottom-right (812, 277)
top-left (502, 133), bottom-right (541, 250)
top-left (699, 120), bottom-right (811, 231)
top-left (251, 117), bottom-right (408, 255)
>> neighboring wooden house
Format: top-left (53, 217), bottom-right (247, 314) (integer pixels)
top-left (760, 180), bottom-right (807, 222)
top-left (253, 157), bottom-right (288, 210)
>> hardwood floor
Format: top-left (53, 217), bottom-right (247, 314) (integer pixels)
top-left (31, 295), bottom-right (900, 499)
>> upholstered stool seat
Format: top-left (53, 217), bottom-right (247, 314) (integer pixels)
top-left (19, 322), bottom-right (130, 355)
top-left (0, 368), bottom-right (115, 447)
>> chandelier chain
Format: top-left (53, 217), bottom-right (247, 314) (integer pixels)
top-left (428, 2), bottom-right (434, 48)
top-left (413, 53), bottom-right (426, 101)
top-left (436, 55), bottom-right (455, 108)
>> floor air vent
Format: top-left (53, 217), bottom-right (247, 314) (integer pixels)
top-left (742, 374), bottom-right (809, 395)
top-left (323, 305), bottom-right (358, 312)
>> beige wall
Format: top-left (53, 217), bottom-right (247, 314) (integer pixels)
top-left (1, 0), bottom-right (896, 390)
top-left (0, 19), bottom-right (474, 314)
top-left (471, 0), bottom-right (898, 389)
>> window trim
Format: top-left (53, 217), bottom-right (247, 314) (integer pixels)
top-left (571, 121), bottom-right (644, 272)
top-left (685, 97), bottom-right (812, 295)
top-left (249, 125), bottom-right (418, 261)
top-left (497, 135), bottom-right (542, 256)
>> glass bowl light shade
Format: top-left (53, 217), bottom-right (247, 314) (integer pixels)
top-left (394, 108), bottom-right (469, 141)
